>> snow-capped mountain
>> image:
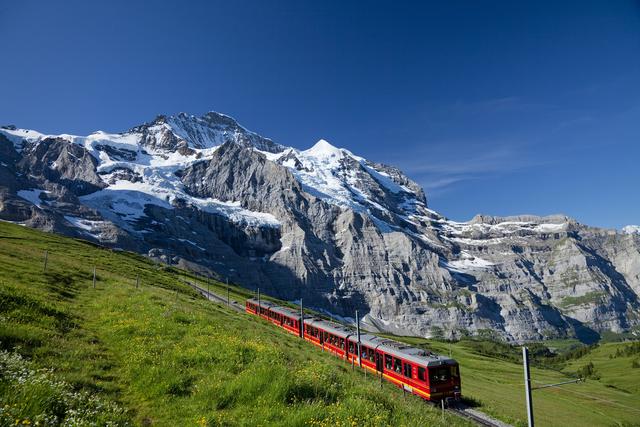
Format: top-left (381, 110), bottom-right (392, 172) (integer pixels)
top-left (623, 225), bottom-right (640, 235)
top-left (1, 112), bottom-right (639, 342)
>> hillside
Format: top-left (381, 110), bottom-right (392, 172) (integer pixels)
top-left (2, 114), bottom-right (640, 343)
top-left (389, 336), bottom-right (640, 427)
top-left (2, 222), bottom-right (640, 426)
top-left (0, 221), bottom-right (468, 426)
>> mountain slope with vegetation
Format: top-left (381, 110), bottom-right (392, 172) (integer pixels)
top-left (0, 220), bottom-right (469, 426)
top-left (2, 113), bottom-right (639, 343)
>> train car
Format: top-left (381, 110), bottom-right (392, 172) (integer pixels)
top-left (245, 298), bottom-right (276, 320)
top-left (269, 305), bottom-right (305, 336)
top-left (367, 337), bottom-right (460, 400)
top-left (246, 298), bottom-right (461, 401)
top-left (303, 318), bottom-right (354, 358)
top-left (246, 298), bottom-right (304, 336)
top-left (245, 298), bottom-right (259, 314)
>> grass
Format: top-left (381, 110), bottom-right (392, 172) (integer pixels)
top-left (559, 292), bottom-right (607, 309)
top-left (0, 221), bottom-right (469, 427)
top-left (562, 342), bottom-right (640, 395)
top-left (385, 336), bottom-right (640, 427)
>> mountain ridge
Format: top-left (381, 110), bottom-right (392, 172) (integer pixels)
top-left (1, 112), bottom-right (639, 343)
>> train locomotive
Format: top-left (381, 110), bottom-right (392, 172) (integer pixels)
top-left (245, 298), bottom-right (461, 402)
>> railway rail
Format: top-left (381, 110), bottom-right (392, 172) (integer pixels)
top-left (185, 280), bottom-right (511, 427)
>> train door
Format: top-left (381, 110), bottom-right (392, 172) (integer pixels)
top-left (375, 351), bottom-right (383, 372)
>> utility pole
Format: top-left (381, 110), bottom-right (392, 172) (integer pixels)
top-left (43, 250), bottom-right (48, 273)
top-left (207, 276), bottom-right (210, 298)
top-left (356, 310), bottom-right (362, 367)
top-left (92, 266), bottom-right (96, 289)
top-left (520, 346), bottom-right (584, 427)
top-left (299, 298), bottom-right (304, 338)
top-left (523, 346), bottom-right (534, 427)
top-left (226, 277), bottom-right (230, 306)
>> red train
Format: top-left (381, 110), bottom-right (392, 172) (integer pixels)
top-left (245, 298), bottom-right (461, 401)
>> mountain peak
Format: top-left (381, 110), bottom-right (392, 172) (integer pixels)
top-left (623, 225), bottom-right (640, 235)
top-left (200, 111), bottom-right (241, 127)
top-left (305, 139), bottom-right (343, 158)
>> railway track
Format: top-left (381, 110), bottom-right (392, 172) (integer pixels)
top-left (446, 403), bottom-right (512, 427)
top-left (186, 280), bottom-right (512, 427)
top-left (185, 281), bottom-right (245, 313)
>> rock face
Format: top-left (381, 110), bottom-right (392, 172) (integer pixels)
top-left (1, 115), bottom-right (638, 343)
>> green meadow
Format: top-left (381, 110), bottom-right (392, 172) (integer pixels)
top-left (388, 333), bottom-right (640, 426)
top-left (1, 220), bottom-right (639, 427)
top-left (0, 221), bottom-right (469, 427)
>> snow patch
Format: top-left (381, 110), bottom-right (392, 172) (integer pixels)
top-left (623, 225), bottom-right (640, 235)
top-left (534, 223), bottom-right (566, 233)
top-left (446, 253), bottom-right (495, 272)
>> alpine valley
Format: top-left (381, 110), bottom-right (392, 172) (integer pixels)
top-left (1, 112), bottom-right (639, 343)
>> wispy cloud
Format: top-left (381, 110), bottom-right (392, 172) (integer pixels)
top-left (391, 142), bottom-right (550, 197)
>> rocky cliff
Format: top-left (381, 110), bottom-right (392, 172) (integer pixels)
top-left (1, 113), bottom-right (638, 342)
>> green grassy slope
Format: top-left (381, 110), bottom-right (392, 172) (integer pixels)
top-left (0, 221), bottom-right (468, 427)
top-left (389, 336), bottom-right (640, 426)
top-left (562, 342), bottom-right (640, 395)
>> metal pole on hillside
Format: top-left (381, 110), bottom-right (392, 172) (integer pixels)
top-left (356, 310), bottom-right (362, 367)
top-left (136, 274), bottom-right (140, 289)
top-left (43, 250), bottom-right (48, 273)
top-left (299, 299), bottom-right (304, 338)
top-left (523, 346), bottom-right (534, 427)
top-left (207, 276), bottom-right (210, 298)
top-left (226, 277), bottom-right (230, 306)
top-left (92, 266), bottom-right (96, 289)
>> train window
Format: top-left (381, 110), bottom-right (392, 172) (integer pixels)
top-left (394, 358), bottom-right (402, 373)
top-left (361, 347), bottom-right (367, 359)
top-left (451, 366), bottom-right (459, 378)
top-left (385, 354), bottom-right (392, 370)
top-left (418, 367), bottom-right (426, 381)
top-left (403, 362), bottom-right (412, 378)
top-left (429, 367), bottom-right (450, 384)
top-left (340, 338), bottom-right (345, 349)
top-left (369, 350), bottom-right (375, 362)
top-left (349, 342), bottom-right (355, 353)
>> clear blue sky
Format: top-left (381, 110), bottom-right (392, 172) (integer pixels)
top-left (1, 1), bottom-right (638, 229)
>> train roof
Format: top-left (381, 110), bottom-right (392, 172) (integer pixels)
top-left (375, 338), bottom-right (455, 367)
top-left (246, 298), bottom-right (276, 309)
top-left (304, 318), bottom-right (355, 339)
top-left (246, 299), bottom-right (309, 319)
top-left (269, 305), bottom-right (304, 318)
